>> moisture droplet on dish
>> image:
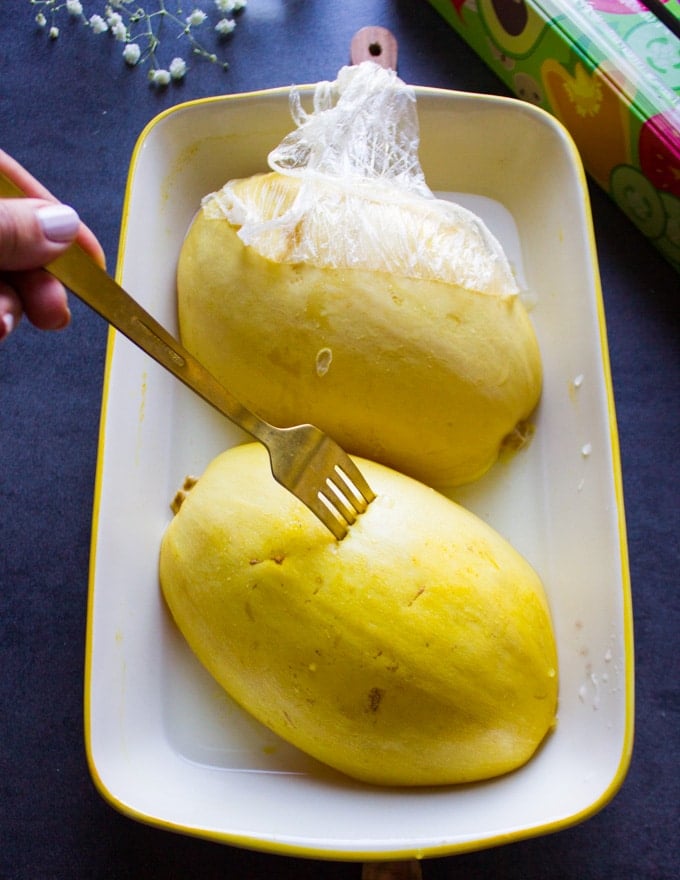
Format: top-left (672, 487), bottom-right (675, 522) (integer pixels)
top-left (581, 442), bottom-right (592, 457)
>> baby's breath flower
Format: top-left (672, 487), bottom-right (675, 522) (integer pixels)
top-left (215, 0), bottom-right (246, 12)
top-left (169, 57), bottom-right (187, 79)
top-left (89, 14), bottom-right (108, 34)
top-left (149, 68), bottom-right (171, 86)
top-left (215, 17), bottom-right (235, 35)
top-left (123, 42), bottom-right (141, 65)
top-left (32, 1), bottom-right (245, 84)
top-left (186, 9), bottom-right (207, 27)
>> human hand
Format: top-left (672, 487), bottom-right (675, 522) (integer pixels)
top-left (0, 149), bottom-right (105, 342)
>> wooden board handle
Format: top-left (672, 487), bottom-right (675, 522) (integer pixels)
top-left (361, 859), bottom-right (423, 880)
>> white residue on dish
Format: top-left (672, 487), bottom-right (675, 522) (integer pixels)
top-left (591, 673), bottom-right (601, 710)
top-left (577, 634), bottom-right (620, 711)
top-left (581, 442), bottom-right (592, 458)
top-left (578, 672), bottom-right (601, 710)
top-left (568, 372), bottom-right (584, 403)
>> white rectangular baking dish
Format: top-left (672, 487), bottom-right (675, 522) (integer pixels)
top-left (85, 85), bottom-right (633, 859)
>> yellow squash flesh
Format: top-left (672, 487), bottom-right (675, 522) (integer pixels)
top-left (159, 443), bottom-right (558, 787)
top-left (177, 172), bottom-right (542, 488)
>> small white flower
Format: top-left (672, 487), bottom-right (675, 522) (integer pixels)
top-left (106, 11), bottom-right (123, 28)
top-left (186, 9), bottom-right (207, 26)
top-left (233, 0), bottom-right (247, 9)
top-left (123, 42), bottom-right (141, 65)
top-left (215, 0), bottom-right (235, 11)
top-left (66, 0), bottom-right (83, 15)
top-left (111, 21), bottom-right (127, 41)
top-left (35, 13), bottom-right (47, 27)
top-left (169, 57), bottom-right (187, 79)
top-left (150, 68), bottom-right (171, 86)
top-left (215, 17), bottom-right (236, 35)
top-left (49, 26), bottom-right (59, 39)
top-left (89, 15), bottom-right (108, 34)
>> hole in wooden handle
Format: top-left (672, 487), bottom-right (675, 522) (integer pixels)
top-left (350, 26), bottom-right (398, 71)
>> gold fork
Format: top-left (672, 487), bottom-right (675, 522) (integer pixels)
top-left (0, 171), bottom-right (375, 540)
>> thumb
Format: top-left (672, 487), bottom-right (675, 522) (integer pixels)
top-left (0, 198), bottom-right (80, 271)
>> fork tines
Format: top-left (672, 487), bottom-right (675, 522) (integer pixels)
top-left (316, 460), bottom-right (376, 540)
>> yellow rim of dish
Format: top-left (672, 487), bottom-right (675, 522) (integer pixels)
top-left (83, 84), bottom-right (634, 861)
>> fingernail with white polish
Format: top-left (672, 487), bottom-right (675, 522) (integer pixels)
top-left (37, 204), bottom-right (80, 243)
top-left (0, 312), bottom-right (15, 341)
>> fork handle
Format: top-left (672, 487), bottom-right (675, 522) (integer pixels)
top-left (0, 170), bottom-right (275, 445)
top-left (56, 243), bottom-right (277, 443)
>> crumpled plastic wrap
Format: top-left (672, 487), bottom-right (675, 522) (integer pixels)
top-left (205, 61), bottom-right (519, 297)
